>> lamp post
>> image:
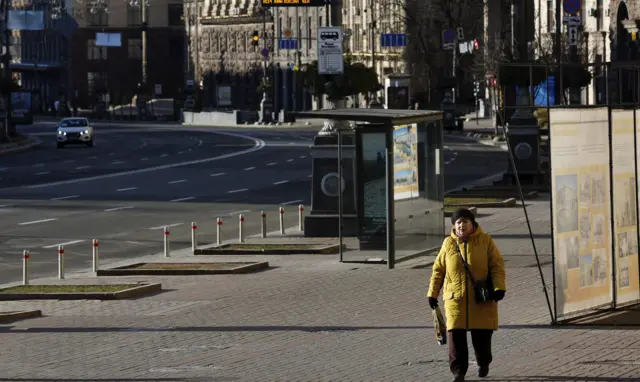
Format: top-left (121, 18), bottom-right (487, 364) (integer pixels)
top-left (124, 0), bottom-right (149, 86)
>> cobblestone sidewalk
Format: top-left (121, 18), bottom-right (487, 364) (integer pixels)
top-left (0, 198), bottom-right (638, 381)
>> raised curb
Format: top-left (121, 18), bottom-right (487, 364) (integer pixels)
top-left (0, 136), bottom-right (41, 155)
top-left (445, 197), bottom-right (517, 208)
top-left (96, 262), bottom-right (269, 276)
top-left (444, 131), bottom-right (508, 151)
top-left (0, 283), bottom-right (162, 301)
top-left (444, 206), bottom-right (478, 217)
top-left (0, 309), bottom-right (43, 323)
top-left (194, 244), bottom-right (342, 255)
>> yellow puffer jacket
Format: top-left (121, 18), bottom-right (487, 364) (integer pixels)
top-left (427, 224), bottom-right (506, 331)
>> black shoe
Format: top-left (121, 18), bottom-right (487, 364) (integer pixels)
top-left (477, 365), bottom-right (489, 378)
top-left (452, 375), bottom-right (465, 382)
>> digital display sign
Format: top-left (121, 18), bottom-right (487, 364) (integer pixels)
top-left (262, 0), bottom-right (326, 7)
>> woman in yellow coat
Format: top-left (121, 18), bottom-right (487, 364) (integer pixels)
top-left (427, 208), bottom-right (506, 382)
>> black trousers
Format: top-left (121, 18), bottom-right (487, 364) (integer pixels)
top-left (448, 329), bottom-right (493, 376)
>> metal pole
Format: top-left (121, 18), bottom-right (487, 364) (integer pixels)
top-left (385, 127), bottom-right (395, 269)
top-left (191, 221), bottom-right (198, 251)
top-left (163, 226), bottom-right (170, 257)
top-left (338, 130), bottom-right (344, 261)
top-left (58, 245), bottom-right (64, 279)
top-left (22, 250), bottom-right (29, 286)
top-left (298, 204), bottom-right (304, 231)
top-left (279, 207), bottom-right (285, 234)
top-left (2, 0), bottom-right (12, 141)
top-left (261, 211), bottom-right (267, 237)
top-left (141, 0), bottom-right (147, 84)
top-left (92, 239), bottom-right (99, 273)
top-left (238, 214), bottom-right (245, 242)
top-left (216, 217), bottom-right (223, 245)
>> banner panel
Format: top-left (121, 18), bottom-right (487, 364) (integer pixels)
top-left (393, 124), bottom-right (419, 200)
top-left (613, 110), bottom-right (640, 304)
top-left (550, 107), bottom-right (613, 317)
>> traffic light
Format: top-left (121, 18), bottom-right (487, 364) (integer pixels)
top-left (251, 31), bottom-right (259, 47)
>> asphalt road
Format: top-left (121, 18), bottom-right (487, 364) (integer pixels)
top-left (0, 123), bottom-right (506, 283)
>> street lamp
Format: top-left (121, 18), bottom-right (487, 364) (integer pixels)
top-left (124, 0), bottom-right (149, 86)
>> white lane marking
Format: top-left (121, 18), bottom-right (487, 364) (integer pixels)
top-left (89, 156), bottom-right (98, 159)
top-left (42, 240), bottom-right (84, 249)
top-left (273, 180), bottom-right (289, 185)
top-left (64, 159), bottom-right (76, 163)
top-left (50, 195), bottom-right (79, 201)
top-left (0, 204), bottom-right (9, 208)
top-left (197, 140), bottom-right (203, 147)
top-left (0, 167), bottom-right (6, 171)
top-left (299, 155), bottom-right (307, 159)
top-left (226, 209), bottom-right (250, 216)
top-left (112, 161), bottom-right (124, 164)
top-left (36, 172), bottom-right (50, 175)
top-left (444, 146), bottom-right (451, 149)
top-left (109, 152), bottom-right (116, 156)
top-left (445, 161), bottom-right (452, 165)
top-left (141, 157), bottom-right (149, 161)
top-left (454, 152), bottom-right (459, 156)
top-left (149, 223), bottom-right (183, 230)
top-left (210, 172), bottom-right (225, 177)
top-left (308, 174), bottom-right (312, 178)
top-left (244, 166), bottom-right (255, 171)
top-left (168, 179), bottom-right (187, 184)
top-left (104, 206), bottom-right (135, 212)
top-left (76, 166), bottom-right (90, 170)
top-left (170, 196), bottom-right (195, 202)
top-left (286, 159), bottom-right (294, 162)
top-left (18, 218), bottom-right (58, 226)
top-left (26, 132), bottom-right (266, 189)
top-left (161, 154), bottom-right (169, 157)
top-left (267, 162), bottom-right (277, 166)
top-left (33, 163), bottom-right (44, 167)
top-left (228, 188), bottom-right (248, 194)
top-left (280, 199), bottom-right (303, 206)
top-left (177, 151), bottom-right (184, 154)
top-left (117, 187), bottom-right (138, 192)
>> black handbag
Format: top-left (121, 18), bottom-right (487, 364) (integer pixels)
top-left (455, 245), bottom-right (494, 303)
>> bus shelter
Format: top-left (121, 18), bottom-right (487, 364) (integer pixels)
top-left (294, 108), bottom-right (444, 269)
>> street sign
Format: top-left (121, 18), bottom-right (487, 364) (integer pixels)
top-left (380, 33), bottom-right (407, 47)
top-left (442, 29), bottom-right (455, 50)
top-left (261, 48), bottom-right (269, 59)
top-left (456, 27), bottom-right (464, 41)
top-left (262, 0), bottom-right (326, 6)
top-left (317, 26), bottom-right (344, 75)
top-left (563, 0), bottom-right (581, 15)
top-left (563, 15), bottom-right (581, 25)
top-left (283, 28), bottom-right (292, 38)
top-left (568, 25), bottom-right (578, 46)
top-left (279, 39), bottom-right (298, 50)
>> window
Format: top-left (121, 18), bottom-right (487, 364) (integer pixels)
top-left (127, 3), bottom-right (149, 26)
top-left (128, 38), bottom-right (142, 59)
top-left (168, 4), bottom-right (184, 26)
top-left (87, 39), bottom-right (107, 60)
top-left (546, 0), bottom-right (553, 33)
top-left (86, 6), bottom-right (108, 27)
top-left (87, 72), bottom-right (107, 96)
top-left (60, 118), bottom-right (89, 127)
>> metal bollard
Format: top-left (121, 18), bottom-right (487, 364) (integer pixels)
top-left (261, 211), bottom-right (267, 238)
top-left (239, 214), bottom-right (245, 243)
top-left (164, 226), bottom-right (170, 257)
top-left (92, 239), bottom-right (99, 273)
top-left (22, 250), bottom-right (29, 286)
top-left (216, 218), bottom-right (223, 246)
top-left (298, 204), bottom-right (304, 232)
top-left (58, 245), bottom-right (65, 279)
top-left (279, 207), bottom-right (285, 234)
top-left (191, 221), bottom-right (198, 251)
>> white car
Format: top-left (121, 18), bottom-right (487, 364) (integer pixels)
top-left (57, 117), bottom-right (95, 148)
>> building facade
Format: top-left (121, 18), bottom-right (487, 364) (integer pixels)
top-left (69, 0), bottom-right (186, 108)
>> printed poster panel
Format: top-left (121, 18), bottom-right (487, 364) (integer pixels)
top-left (393, 124), bottom-right (419, 200)
top-left (359, 132), bottom-right (388, 247)
top-left (550, 107), bottom-right (613, 318)
top-left (613, 110), bottom-right (640, 304)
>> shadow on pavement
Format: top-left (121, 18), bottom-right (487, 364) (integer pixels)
top-left (2, 323), bottom-right (637, 333)
top-left (0, 379), bottom-right (234, 382)
top-left (480, 378), bottom-right (640, 381)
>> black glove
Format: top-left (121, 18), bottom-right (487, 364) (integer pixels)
top-left (493, 290), bottom-right (505, 302)
top-left (428, 297), bottom-right (439, 309)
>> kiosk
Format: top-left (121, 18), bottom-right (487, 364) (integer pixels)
top-left (294, 108), bottom-right (444, 269)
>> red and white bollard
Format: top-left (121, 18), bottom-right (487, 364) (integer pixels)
top-left (298, 204), bottom-right (304, 232)
top-left (58, 245), bottom-right (65, 279)
top-left (279, 207), bottom-right (285, 234)
top-left (216, 218), bottom-right (223, 246)
top-left (22, 250), bottom-right (30, 286)
top-left (261, 211), bottom-right (267, 238)
top-left (191, 221), bottom-right (198, 251)
top-left (92, 239), bottom-right (99, 273)
top-left (239, 214), bottom-right (245, 242)
top-left (163, 226), bottom-right (171, 257)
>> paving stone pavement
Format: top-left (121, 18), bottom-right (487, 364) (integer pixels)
top-left (0, 197), bottom-right (639, 381)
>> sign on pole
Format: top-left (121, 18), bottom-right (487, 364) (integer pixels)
top-left (563, 15), bottom-right (581, 26)
top-left (563, 0), bottom-right (581, 15)
top-left (442, 29), bottom-right (455, 50)
top-left (317, 26), bottom-right (344, 75)
top-left (568, 25), bottom-right (578, 46)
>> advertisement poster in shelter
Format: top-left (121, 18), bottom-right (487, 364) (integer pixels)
top-left (550, 107), bottom-right (613, 318)
top-left (359, 132), bottom-right (388, 247)
top-left (612, 110), bottom-right (640, 304)
top-left (393, 124), bottom-right (419, 200)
